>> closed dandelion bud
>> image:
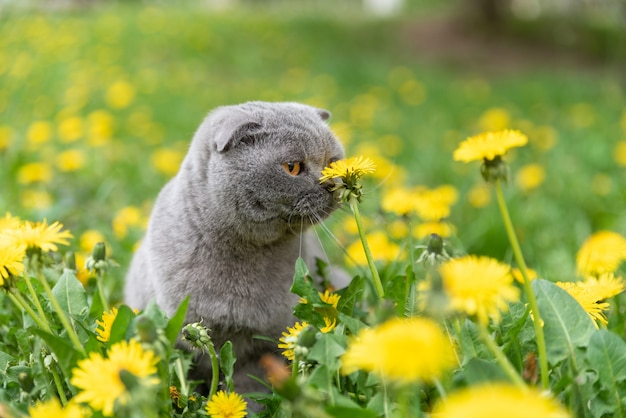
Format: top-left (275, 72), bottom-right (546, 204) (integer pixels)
top-left (92, 242), bottom-right (106, 262)
top-left (296, 324), bottom-right (317, 349)
top-left (64, 251), bottom-right (77, 271)
top-left (182, 322), bottom-right (212, 351)
top-left (135, 316), bottom-right (158, 343)
top-left (481, 156), bottom-right (509, 183)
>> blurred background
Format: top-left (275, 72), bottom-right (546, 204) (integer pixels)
top-left (1, 0), bottom-right (625, 302)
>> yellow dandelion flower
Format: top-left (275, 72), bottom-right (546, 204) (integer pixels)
top-left (87, 110), bottom-right (114, 146)
top-left (20, 189), bottom-right (53, 211)
top-left (26, 120), bottom-right (53, 146)
top-left (0, 212), bottom-right (21, 231)
top-left (11, 219), bottom-right (73, 252)
top-left (341, 317), bottom-right (455, 384)
top-left (112, 206), bottom-right (146, 239)
top-left (576, 230), bottom-right (626, 277)
top-left (151, 148), bottom-right (184, 177)
top-left (516, 163), bottom-right (545, 192)
top-left (319, 156), bottom-right (376, 183)
top-left (56, 149), bottom-right (86, 172)
top-left (512, 267), bottom-right (538, 284)
top-left (467, 183), bottom-right (491, 208)
top-left (29, 398), bottom-right (84, 418)
top-left (0, 237), bottom-right (26, 285)
top-left (0, 125), bottom-right (14, 150)
top-left (433, 383), bottom-right (570, 418)
top-left (614, 140), bottom-right (626, 167)
top-left (319, 290), bottom-right (340, 333)
top-left (96, 307), bottom-right (118, 342)
top-left (557, 274), bottom-right (625, 325)
top-left (413, 185), bottom-right (458, 221)
top-left (278, 321), bottom-right (308, 361)
top-left (438, 255), bottom-right (520, 325)
top-left (17, 162), bottom-right (53, 184)
top-left (413, 221), bottom-right (455, 240)
top-left (478, 107), bottom-right (511, 132)
top-left (205, 390), bottom-right (248, 418)
top-left (106, 80), bottom-right (135, 109)
top-left (58, 116), bottom-right (84, 143)
top-left (74, 252), bottom-right (94, 285)
top-left (71, 339), bottom-right (159, 416)
top-left (453, 129), bottom-right (528, 163)
top-left (381, 187), bottom-right (417, 216)
top-left (80, 229), bottom-right (107, 254)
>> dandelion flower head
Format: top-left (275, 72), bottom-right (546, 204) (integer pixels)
top-left (413, 185), bottom-right (458, 221)
top-left (205, 390), bottom-right (248, 418)
top-left (576, 230), bottom-right (626, 277)
top-left (28, 398), bottom-right (85, 418)
top-left (319, 156), bottom-right (375, 183)
top-left (278, 321), bottom-right (308, 361)
top-left (96, 307), bottom-right (119, 343)
top-left (340, 317), bottom-right (455, 384)
top-left (556, 274), bottom-right (624, 326)
top-left (438, 255), bottom-right (520, 324)
top-left (433, 383), bottom-right (570, 418)
top-left (9, 219), bottom-right (73, 253)
top-left (453, 130), bottom-right (528, 163)
top-left (71, 339), bottom-right (159, 416)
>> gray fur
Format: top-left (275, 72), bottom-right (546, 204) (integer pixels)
top-left (124, 101), bottom-right (345, 399)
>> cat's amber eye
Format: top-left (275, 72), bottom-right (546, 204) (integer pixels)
top-left (282, 161), bottom-right (302, 176)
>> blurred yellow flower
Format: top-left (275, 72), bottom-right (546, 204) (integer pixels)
top-left (56, 149), bottom-right (86, 172)
top-left (87, 110), bottom-right (115, 146)
top-left (346, 231), bottom-right (400, 266)
top-left (278, 321), bottom-right (308, 361)
top-left (80, 229), bottom-right (106, 254)
top-left (576, 230), bottom-right (626, 277)
top-left (613, 141), bottom-right (626, 166)
top-left (453, 130), bottom-right (528, 163)
top-left (58, 116), bottom-right (84, 143)
top-left (387, 219), bottom-right (409, 239)
top-left (29, 398), bottom-right (84, 418)
top-left (10, 219), bottom-right (73, 253)
top-left (74, 252), bottom-right (94, 285)
top-left (398, 78), bottom-right (426, 106)
top-left (591, 173), bottom-right (612, 196)
top-left (96, 307), bottom-right (118, 342)
top-left (413, 221), bottom-right (455, 240)
top-left (205, 390), bottom-right (248, 418)
top-left (17, 162), bottom-right (53, 184)
top-left (0, 237), bottom-right (26, 284)
top-left (151, 148), bottom-right (184, 177)
top-left (319, 290), bottom-right (340, 333)
top-left (414, 185), bottom-right (458, 221)
top-left (381, 187), bottom-right (416, 216)
top-left (26, 120), bottom-right (53, 145)
top-left (569, 103), bottom-right (595, 129)
top-left (438, 255), bottom-right (519, 324)
top-left (478, 107), bottom-right (510, 132)
top-left (330, 121), bottom-right (353, 145)
top-left (556, 274), bottom-right (625, 325)
top-left (516, 163), bottom-right (545, 192)
top-left (20, 189), bottom-right (52, 210)
top-left (341, 317), bottom-right (455, 384)
top-left (512, 267), bottom-right (538, 284)
top-left (113, 206), bottom-right (146, 239)
top-left (106, 80), bottom-right (136, 109)
top-left (433, 383), bottom-right (570, 418)
top-left (71, 339), bottom-right (159, 416)
top-left (467, 183), bottom-right (491, 208)
top-left (0, 125), bottom-right (13, 150)
top-left (0, 212), bottom-right (22, 231)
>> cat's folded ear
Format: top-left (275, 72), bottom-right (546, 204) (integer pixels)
top-left (316, 108), bottom-right (331, 122)
top-left (208, 106), bottom-right (263, 152)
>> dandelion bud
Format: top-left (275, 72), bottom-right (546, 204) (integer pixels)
top-left (481, 156), bottom-right (509, 183)
top-left (92, 242), bottom-right (106, 262)
top-left (64, 251), bottom-right (77, 271)
top-left (296, 324), bottom-right (317, 349)
top-left (135, 316), bottom-right (158, 343)
top-left (182, 322), bottom-right (212, 352)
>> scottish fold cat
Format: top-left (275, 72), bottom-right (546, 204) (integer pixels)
top-left (124, 101), bottom-right (346, 399)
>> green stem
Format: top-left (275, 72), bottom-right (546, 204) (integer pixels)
top-left (174, 357), bottom-right (190, 396)
top-left (494, 180), bottom-right (549, 389)
top-left (35, 272), bottom-right (86, 357)
top-left (406, 218), bottom-right (416, 317)
top-left (23, 274), bottom-right (48, 328)
top-left (7, 291), bottom-right (51, 332)
top-left (96, 270), bottom-right (110, 312)
top-left (477, 322), bottom-right (526, 389)
top-left (350, 200), bottom-right (384, 299)
top-left (50, 365), bottom-right (68, 405)
top-left (207, 341), bottom-right (220, 398)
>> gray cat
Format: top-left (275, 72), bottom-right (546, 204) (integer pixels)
top-left (124, 101), bottom-right (346, 401)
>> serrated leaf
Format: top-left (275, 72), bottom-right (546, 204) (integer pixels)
top-left (586, 330), bottom-right (626, 417)
top-left (32, 329), bottom-right (81, 371)
top-left (458, 319), bottom-right (490, 365)
top-left (532, 279), bottom-right (596, 366)
top-left (337, 276), bottom-right (365, 316)
top-left (458, 358), bottom-right (510, 385)
top-left (219, 341), bottom-right (236, 392)
top-left (291, 257), bottom-right (313, 297)
top-left (165, 296), bottom-right (189, 344)
top-left (108, 305), bottom-right (136, 345)
top-left (51, 269), bottom-right (88, 322)
top-left (337, 312), bottom-right (366, 335)
top-left (308, 334), bottom-right (346, 370)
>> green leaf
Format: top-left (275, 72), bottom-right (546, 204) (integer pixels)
top-left (337, 276), bottom-right (365, 316)
top-left (308, 333), bottom-right (346, 370)
top-left (308, 364), bottom-right (333, 392)
top-left (326, 404), bottom-right (378, 418)
top-left (165, 296), bottom-right (189, 344)
top-left (291, 257), bottom-right (313, 298)
top-left (219, 341), bottom-right (236, 392)
top-left (337, 312), bottom-right (367, 335)
top-left (586, 330), bottom-right (626, 417)
top-left (458, 358), bottom-right (510, 385)
top-left (108, 305), bottom-right (137, 345)
top-left (51, 269), bottom-right (88, 321)
top-left (532, 279), bottom-right (596, 366)
top-left (32, 329), bottom-right (81, 371)
top-left (457, 319), bottom-right (490, 365)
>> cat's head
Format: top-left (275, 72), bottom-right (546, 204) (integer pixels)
top-left (184, 101), bottom-right (345, 244)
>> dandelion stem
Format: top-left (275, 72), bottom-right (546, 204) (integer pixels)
top-left (96, 270), bottom-right (110, 312)
top-left (23, 274), bottom-right (48, 328)
top-left (50, 365), bottom-right (68, 405)
top-left (7, 291), bottom-right (50, 332)
top-left (35, 272), bottom-right (87, 357)
top-left (207, 339), bottom-right (220, 399)
top-left (477, 322), bottom-right (526, 389)
top-left (174, 357), bottom-right (189, 396)
top-left (494, 180), bottom-right (549, 389)
top-left (350, 200), bottom-right (384, 299)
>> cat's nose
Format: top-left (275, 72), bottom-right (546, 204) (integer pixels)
top-left (321, 177), bottom-right (340, 193)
